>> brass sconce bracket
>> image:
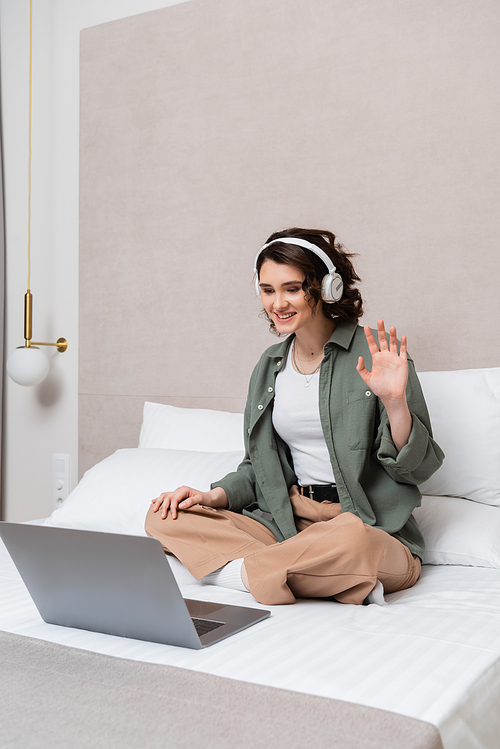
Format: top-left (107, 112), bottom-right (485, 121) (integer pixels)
top-left (29, 338), bottom-right (68, 353)
top-left (24, 292), bottom-right (68, 353)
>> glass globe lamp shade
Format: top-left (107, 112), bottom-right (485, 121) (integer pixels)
top-left (6, 346), bottom-right (50, 386)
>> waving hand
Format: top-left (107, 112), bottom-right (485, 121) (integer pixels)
top-left (356, 320), bottom-right (408, 402)
top-left (356, 320), bottom-right (412, 452)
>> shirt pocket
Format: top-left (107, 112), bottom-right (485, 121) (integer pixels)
top-left (346, 390), bottom-right (377, 450)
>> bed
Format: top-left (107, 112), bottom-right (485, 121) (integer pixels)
top-left (2, 365), bottom-right (500, 749)
top-left (3, 0), bottom-right (499, 745)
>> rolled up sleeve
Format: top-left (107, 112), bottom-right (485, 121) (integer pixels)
top-left (377, 412), bottom-right (445, 485)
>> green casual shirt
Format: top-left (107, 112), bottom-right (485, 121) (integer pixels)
top-left (213, 321), bottom-right (444, 558)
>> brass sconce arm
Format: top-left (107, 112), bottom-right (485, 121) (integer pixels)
top-left (23, 291), bottom-right (68, 353)
top-left (29, 339), bottom-right (68, 352)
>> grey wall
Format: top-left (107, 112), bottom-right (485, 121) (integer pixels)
top-left (79, 0), bottom-right (500, 475)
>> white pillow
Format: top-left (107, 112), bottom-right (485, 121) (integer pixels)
top-left (414, 495), bottom-right (500, 568)
top-left (138, 402), bottom-right (245, 452)
top-left (45, 448), bottom-right (244, 537)
top-left (418, 367), bottom-right (500, 506)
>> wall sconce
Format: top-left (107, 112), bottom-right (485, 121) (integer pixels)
top-left (7, 292), bottom-right (67, 387)
top-left (6, 0), bottom-right (67, 387)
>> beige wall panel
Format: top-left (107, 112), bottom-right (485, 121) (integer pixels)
top-left (80, 0), bottom-right (500, 473)
top-left (79, 393), bottom-right (247, 476)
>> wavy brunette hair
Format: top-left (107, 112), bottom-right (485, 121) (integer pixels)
top-left (256, 228), bottom-right (363, 335)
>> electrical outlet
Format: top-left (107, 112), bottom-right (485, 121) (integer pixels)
top-left (52, 454), bottom-right (70, 509)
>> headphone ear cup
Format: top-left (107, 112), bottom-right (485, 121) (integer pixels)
top-left (255, 276), bottom-right (261, 296)
top-left (322, 272), bottom-right (343, 302)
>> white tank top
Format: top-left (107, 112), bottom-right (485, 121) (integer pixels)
top-left (272, 344), bottom-right (336, 486)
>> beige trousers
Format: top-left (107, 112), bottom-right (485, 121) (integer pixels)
top-left (145, 492), bottom-right (421, 606)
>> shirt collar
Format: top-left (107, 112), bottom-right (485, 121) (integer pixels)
top-left (265, 320), bottom-right (358, 360)
top-left (325, 319), bottom-right (358, 350)
top-left (265, 335), bottom-right (294, 361)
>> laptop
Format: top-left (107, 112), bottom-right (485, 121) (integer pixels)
top-left (0, 522), bottom-right (270, 649)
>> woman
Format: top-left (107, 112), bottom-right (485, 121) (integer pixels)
top-left (145, 228), bottom-right (444, 605)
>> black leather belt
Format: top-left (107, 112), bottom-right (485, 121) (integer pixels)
top-left (300, 484), bottom-right (339, 503)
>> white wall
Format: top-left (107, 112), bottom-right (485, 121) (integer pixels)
top-left (1, 0), bottom-right (192, 521)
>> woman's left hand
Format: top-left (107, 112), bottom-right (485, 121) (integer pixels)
top-left (356, 320), bottom-right (408, 404)
top-left (357, 320), bottom-right (412, 452)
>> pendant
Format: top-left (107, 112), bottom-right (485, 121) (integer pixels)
top-left (305, 382), bottom-right (310, 388)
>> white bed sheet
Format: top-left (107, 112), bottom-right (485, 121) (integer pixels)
top-left (1, 535), bottom-right (500, 749)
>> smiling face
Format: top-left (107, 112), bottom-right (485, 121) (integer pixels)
top-left (258, 260), bottom-right (318, 335)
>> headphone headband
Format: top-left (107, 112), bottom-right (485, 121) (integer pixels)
top-left (253, 236), bottom-right (343, 303)
top-left (253, 237), bottom-right (335, 276)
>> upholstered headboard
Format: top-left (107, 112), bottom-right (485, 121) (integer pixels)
top-left (79, 0), bottom-right (500, 476)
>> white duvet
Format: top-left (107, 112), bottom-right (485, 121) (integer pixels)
top-left (2, 535), bottom-right (500, 749)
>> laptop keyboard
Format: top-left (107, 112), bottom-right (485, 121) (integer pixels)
top-left (192, 617), bottom-right (225, 636)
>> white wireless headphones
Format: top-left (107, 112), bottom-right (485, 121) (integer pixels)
top-left (253, 237), bottom-right (344, 302)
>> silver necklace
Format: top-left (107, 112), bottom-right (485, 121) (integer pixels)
top-left (292, 341), bottom-right (321, 388)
